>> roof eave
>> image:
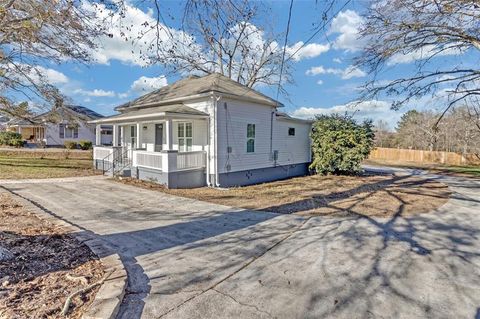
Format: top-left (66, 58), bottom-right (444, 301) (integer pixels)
top-left (89, 111), bottom-right (209, 125)
top-left (115, 90), bottom-right (284, 111)
top-left (114, 92), bottom-right (213, 112)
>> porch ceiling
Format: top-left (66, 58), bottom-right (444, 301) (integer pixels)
top-left (90, 104), bottom-right (209, 124)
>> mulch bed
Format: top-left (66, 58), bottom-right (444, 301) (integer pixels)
top-left (0, 193), bottom-right (104, 319)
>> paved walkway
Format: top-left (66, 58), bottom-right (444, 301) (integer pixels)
top-left (2, 169), bottom-right (480, 318)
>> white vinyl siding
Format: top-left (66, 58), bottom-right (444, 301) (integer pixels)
top-left (273, 119), bottom-right (311, 165)
top-left (45, 122), bottom-right (96, 146)
top-left (246, 124), bottom-right (255, 153)
top-left (216, 98), bottom-right (274, 173)
top-left (126, 118), bottom-right (208, 153)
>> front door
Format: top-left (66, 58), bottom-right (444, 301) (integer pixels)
top-left (155, 124), bottom-right (163, 152)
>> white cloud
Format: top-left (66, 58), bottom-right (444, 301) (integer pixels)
top-left (317, 80), bottom-right (324, 85)
top-left (341, 65), bottom-right (366, 80)
top-left (329, 10), bottom-right (366, 52)
top-left (333, 58), bottom-right (342, 64)
top-left (306, 65), bottom-right (366, 79)
top-left (387, 45), bottom-right (463, 65)
top-left (118, 92), bottom-right (130, 99)
top-left (286, 42), bottom-right (330, 61)
top-left (20, 65), bottom-right (68, 85)
top-left (74, 88), bottom-right (116, 97)
top-left (82, 2), bottom-right (196, 67)
top-left (292, 100), bottom-right (403, 128)
top-left (37, 67), bottom-right (69, 84)
top-left (306, 66), bottom-right (341, 76)
top-left (131, 75), bottom-right (168, 93)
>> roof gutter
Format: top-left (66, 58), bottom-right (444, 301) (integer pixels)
top-left (88, 112), bottom-right (208, 124)
top-left (115, 92), bottom-right (213, 112)
top-left (115, 90), bottom-right (283, 112)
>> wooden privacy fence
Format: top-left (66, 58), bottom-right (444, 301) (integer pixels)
top-left (369, 147), bottom-right (480, 166)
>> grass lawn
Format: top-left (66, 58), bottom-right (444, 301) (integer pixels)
top-left (118, 172), bottom-right (451, 218)
top-left (364, 159), bottom-right (480, 177)
top-left (0, 149), bottom-right (99, 179)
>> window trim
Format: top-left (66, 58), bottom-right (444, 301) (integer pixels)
top-left (59, 123), bottom-right (79, 139)
top-left (246, 123), bottom-right (255, 153)
top-left (177, 122), bottom-right (193, 152)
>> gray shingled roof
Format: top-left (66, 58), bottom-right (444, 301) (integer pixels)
top-left (276, 112), bottom-right (314, 124)
top-left (117, 73), bottom-right (283, 110)
top-left (91, 104), bottom-right (208, 124)
top-left (6, 105), bottom-right (104, 126)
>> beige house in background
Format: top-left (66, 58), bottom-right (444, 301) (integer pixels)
top-left (5, 105), bottom-right (112, 146)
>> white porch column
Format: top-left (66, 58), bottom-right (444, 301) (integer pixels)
top-left (112, 124), bottom-right (119, 146)
top-left (95, 124), bottom-right (101, 146)
top-left (165, 117), bottom-right (173, 150)
top-left (120, 126), bottom-right (124, 147)
top-left (136, 122), bottom-right (142, 149)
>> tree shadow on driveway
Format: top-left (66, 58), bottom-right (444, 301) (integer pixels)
top-left (3, 174), bottom-right (480, 318)
top-left (2, 185), bottom-right (295, 318)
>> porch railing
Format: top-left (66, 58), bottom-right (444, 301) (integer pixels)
top-left (93, 146), bottom-right (113, 162)
top-left (132, 150), bottom-right (206, 171)
top-left (133, 151), bottom-right (163, 170)
top-left (177, 151), bottom-right (206, 170)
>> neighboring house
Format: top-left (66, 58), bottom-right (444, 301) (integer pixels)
top-left (91, 73), bottom-right (312, 188)
top-left (6, 105), bottom-right (113, 147)
top-left (0, 115), bottom-right (10, 131)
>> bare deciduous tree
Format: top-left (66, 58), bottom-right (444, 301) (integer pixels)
top-left (135, 0), bottom-right (293, 94)
top-left (0, 0), bottom-right (103, 118)
top-left (356, 0), bottom-right (480, 125)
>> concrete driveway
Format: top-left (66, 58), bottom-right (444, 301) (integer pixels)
top-left (2, 169), bottom-right (480, 319)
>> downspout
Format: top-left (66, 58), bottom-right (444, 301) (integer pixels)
top-left (205, 116), bottom-right (211, 187)
top-left (270, 108), bottom-right (274, 166)
top-left (214, 94), bottom-right (221, 187)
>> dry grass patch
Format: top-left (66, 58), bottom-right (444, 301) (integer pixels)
top-left (364, 159), bottom-right (480, 178)
top-left (118, 172), bottom-right (451, 217)
top-left (0, 193), bottom-right (104, 319)
top-left (0, 150), bottom-right (99, 179)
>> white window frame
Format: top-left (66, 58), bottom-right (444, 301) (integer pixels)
top-left (59, 124), bottom-right (78, 139)
top-left (246, 123), bottom-right (255, 153)
top-left (178, 122), bottom-right (193, 152)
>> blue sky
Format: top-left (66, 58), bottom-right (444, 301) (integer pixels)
top-left (39, 0), bottom-right (468, 129)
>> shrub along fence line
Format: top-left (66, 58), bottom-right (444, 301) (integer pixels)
top-left (369, 147), bottom-right (480, 166)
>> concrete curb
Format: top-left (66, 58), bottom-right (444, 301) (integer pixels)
top-left (0, 188), bottom-right (126, 319)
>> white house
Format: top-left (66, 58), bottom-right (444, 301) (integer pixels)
top-left (91, 73), bottom-right (312, 188)
top-left (6, 105), bottom-right (113, 147)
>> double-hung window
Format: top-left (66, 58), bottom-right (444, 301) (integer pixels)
top-left (178, 122), bottom-right (192, 152)
top-left (59, 124), bottom-right (78, 139)
top-left (247, 123), bottom-right (255, 153)
top-left (130, 125), bottom-right (137, 146)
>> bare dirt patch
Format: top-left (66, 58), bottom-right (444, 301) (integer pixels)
top-left (117, 172), bottom-right (451, 217)
top-left (0, 193), bottom-right (104, 319)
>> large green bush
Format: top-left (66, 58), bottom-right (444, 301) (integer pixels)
top-left (0, 131), bottom-right (24, 147)
top-left (78, 140), bottom-right (92, 150)
top-left (310, 114), bottom-right (374, 175)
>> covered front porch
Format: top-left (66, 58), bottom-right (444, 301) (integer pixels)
top-left (91, 105), bottom-right (210, 188)
top-left (7, 125), bottom-right (45, 144)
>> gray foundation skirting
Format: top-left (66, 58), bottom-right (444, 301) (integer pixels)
top-left (217, 163), bottom-right (309, 187)
top-left (94, 160), bottom-right (309, 189)
top-left (133, 166), bottom-right (206, 189)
